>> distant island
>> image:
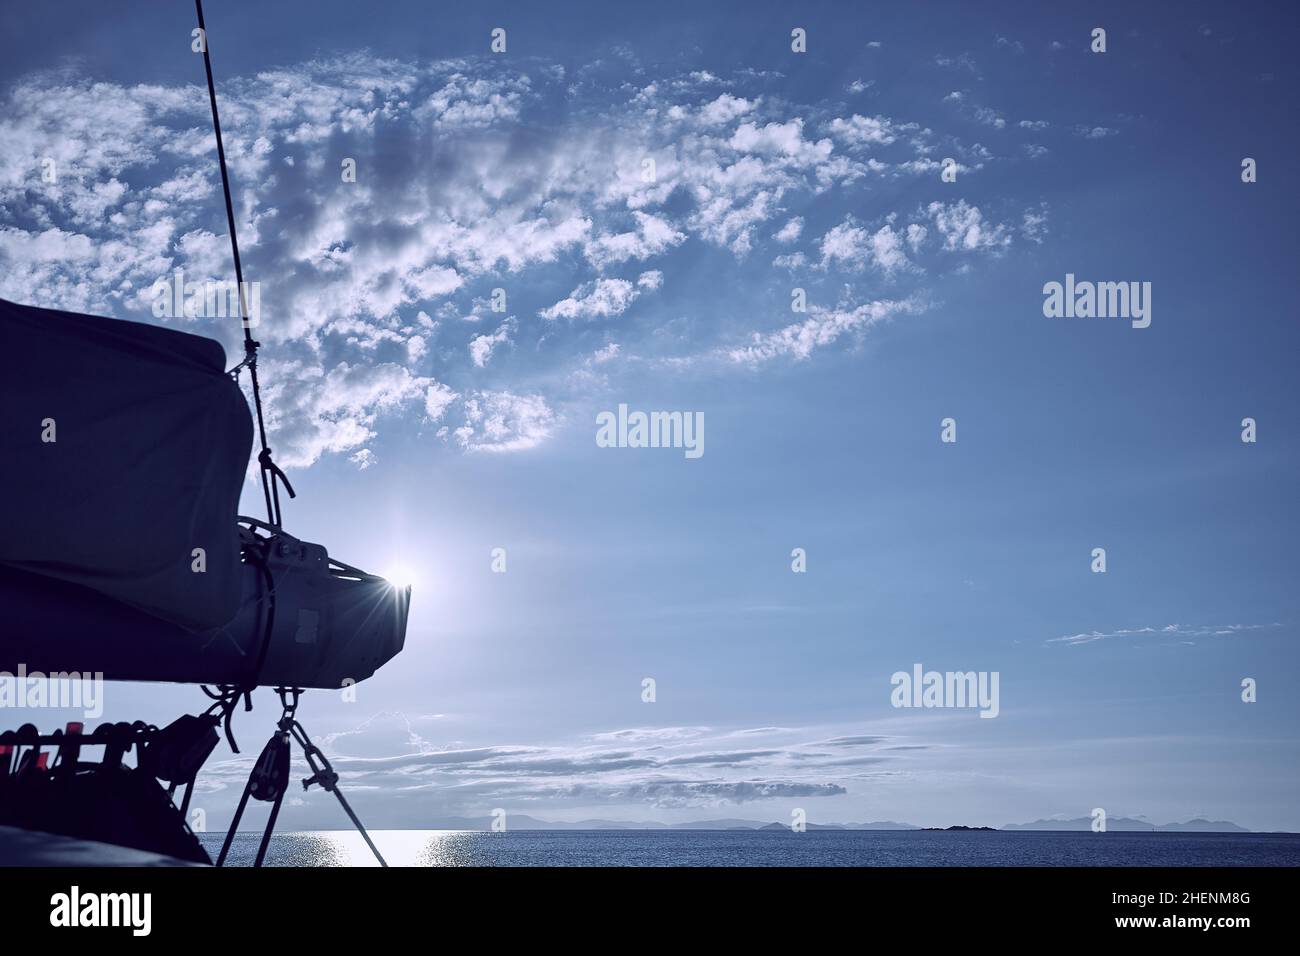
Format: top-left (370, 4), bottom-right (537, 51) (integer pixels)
top-left (920, 825), bottom-right (997, 831)
top-left (1002, 817), bottom-right (1250, 833)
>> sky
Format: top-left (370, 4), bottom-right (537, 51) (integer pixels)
top-left (2, 0), bottom-right (1298, 833)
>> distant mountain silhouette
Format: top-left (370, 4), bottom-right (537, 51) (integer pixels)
top-left (381, 814), bottom-right (1255, 832)
top-left (1002, 816), bottom-right (1249, 832)
top-left (666, 818), bottom-right (786, 830)
top-left (758, 822), bottom-right (849, 831)
top-left (400, 815), bottom-right (921, 831)
top-left (1159, 818), bottom-right (1251, 832)
top-left (842, 821), bottom-right (921, 830)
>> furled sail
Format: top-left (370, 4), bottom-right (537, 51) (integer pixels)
top-left (0, 297), bottom-right (252, 632)
top-left (1, 298), bottom-right (408, 689)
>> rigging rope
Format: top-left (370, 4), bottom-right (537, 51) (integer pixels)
top-left (195, 0), bottom-right (292, 527)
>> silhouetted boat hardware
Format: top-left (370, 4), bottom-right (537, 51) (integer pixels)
top-left (0, 0), bottom-right (406, 865)
top-left (0, 498), bottom-right (409, 689)
top-left (1, 720), bottom-right (216, 864)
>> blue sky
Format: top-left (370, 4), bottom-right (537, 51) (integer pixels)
top-left (2, 0), bottom-right (1298, 831)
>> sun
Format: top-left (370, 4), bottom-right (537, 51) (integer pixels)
top-left (380, 563), bottom-right (419, 590)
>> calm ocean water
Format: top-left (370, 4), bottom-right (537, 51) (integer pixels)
top-left (200, 829), bottom-right (1300, 867)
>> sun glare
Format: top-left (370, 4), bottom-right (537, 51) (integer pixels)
top-left (381, 563), bottom-right (418, 590)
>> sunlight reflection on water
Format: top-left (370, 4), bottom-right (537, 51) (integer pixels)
top-left (201, 829), bottom-right (1300, 867)
top-left (210, 830), bottom-right (501, 867)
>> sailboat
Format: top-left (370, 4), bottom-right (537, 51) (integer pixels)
top-left (0, 1), bottom-right (408, 866)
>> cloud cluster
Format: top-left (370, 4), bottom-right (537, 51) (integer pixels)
top-left (197, 718), bottom-right (912, 819)
top-left (1, 54), bottom-right (1040, 467)
top-left (1047, 623), bottom-right (1279, 647)
top-left (453, 390), bottom-right (556, 452)
top-left (539, 271), bottom-right (662, 321)
top-left (727, 296), bottom-right (926, 365)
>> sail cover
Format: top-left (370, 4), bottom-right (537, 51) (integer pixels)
top-left (0, 298), bottom-right (253, 631)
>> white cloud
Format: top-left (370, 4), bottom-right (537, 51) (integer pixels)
top-left (695, 93), bottom-right (756, 127)
top-left (540, 276), bottom-right (647, 321)
top-left (262, 359), bottom-right (433, 469)
top-left (584, 211), bottom-right (684, 269)
top-left (424, 382), bottom-right (458, 421)
top-left (469, 318), bottom-right (515, 367)
top-left (454, 390), bottom-right (556, 452)
top-left (416, 72), bottom-right (532, 128)
top-left (727, 296), bottom-right (925, 364)
top-left (828, 114), bottom-right (897, 147)
top-left (944, 92), bottom-right (1005, 129)
top-left (935, 53), bottom-right (981, 76)
top-left (406, 334), bottom-right (428, 364)
top-left (636, 269), bottom-right (663, 290)
top-left (729, 119), bottom-right (833, 165)
top-left (819, 219), bottom-right (915, 274)
top-left (773, 217), bottom-right (804, 243)
top-left (925, 200), bottom-right (1011, 252)
top-left (403, 265), bottom-right (464, 300)
top-left (1048, 623), bottom-right (1278, 647)
top-left (689, 187), bottom-right (778, 257)
top-left (1021, 205), bottom-right (1049, 244)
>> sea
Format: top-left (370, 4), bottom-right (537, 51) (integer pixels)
top-left (200, 829), bottom-right (1300, 867)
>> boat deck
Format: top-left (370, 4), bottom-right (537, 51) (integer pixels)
top-left (0, 826), bottom-right (204, 866)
